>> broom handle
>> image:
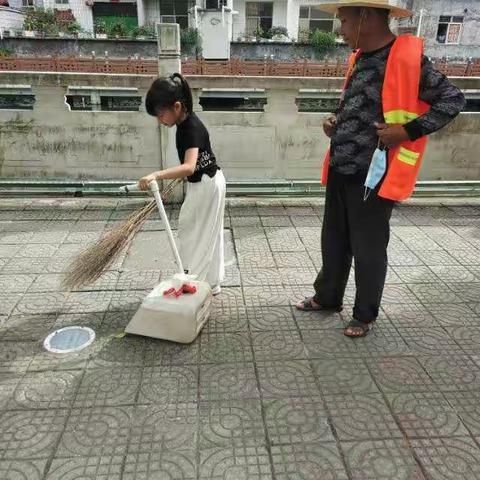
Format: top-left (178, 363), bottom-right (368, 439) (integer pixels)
top-left (149, 181), bottom-right (185, 275)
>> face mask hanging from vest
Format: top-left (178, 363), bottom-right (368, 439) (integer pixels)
top-left (364, 141), bottom-right (387, 200)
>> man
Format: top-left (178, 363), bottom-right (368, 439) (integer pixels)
top-left (296, 0), bottom-right (466, 337)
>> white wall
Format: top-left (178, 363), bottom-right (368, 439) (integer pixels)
top-left (42, 0), bottom-right (94, 32)
top-left (0, 6), bottom-right (25, 31)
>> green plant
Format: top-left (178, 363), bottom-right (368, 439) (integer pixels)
top-left (94, 20), bottom-right (107, 35)
top-left (180, 27), bottom-right (201, 48)
top-left (253, 25), bottom-right (264, 38)
top-left (268, 26), bottom-right (288, 38)
top-left (66, 21), bottom-right (81, 36)
top-left (298, 27), bottom-right (311, 43)
top-left (310, 29), bottom-right (336, 54)
top-left (23, 9), bottom-right (57, 34)
top-left (0, 47), bottom-right (13, 57)
top-left (108, 21), bottom-right (127, 38)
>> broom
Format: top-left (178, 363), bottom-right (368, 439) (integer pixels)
top-left (62, 178), bottom-right (182, 290)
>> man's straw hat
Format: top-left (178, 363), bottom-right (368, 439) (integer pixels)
top-left (316, 0), bottom-right (412, 18)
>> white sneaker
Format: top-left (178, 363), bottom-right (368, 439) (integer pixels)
top-left (211, 285), bottom-right (221, 296)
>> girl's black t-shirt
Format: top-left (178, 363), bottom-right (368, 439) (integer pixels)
top-left (176, 113), bottom-right (220, 183)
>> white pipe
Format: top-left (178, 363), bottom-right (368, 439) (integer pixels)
top-left (417, 8), bottom-right (425, 37)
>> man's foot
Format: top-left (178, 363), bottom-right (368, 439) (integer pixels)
top-left (296, 296), bottom-right (343, 312)
top-left (344, 319), bottom-right (375, 338)
top-left (212, 285), bottom-right (221, 296)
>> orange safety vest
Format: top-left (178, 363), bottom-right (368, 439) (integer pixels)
top-left (321, 34), bottom-right (430, 201)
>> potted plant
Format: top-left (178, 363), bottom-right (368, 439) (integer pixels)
top-left (108, 20), bottom-right (126, 39)
top-left (253, 25), bottom-right (264, 42)
top-left (23, 11), bottom-right (36, 37)
top-left (310, 29), bottom-right (336, 57)
top-left (131, 25), bottom-right (149, 40)
top-left (94, 20), bottom-right (107, 39)
top-left (66, 21), bottom-right (81, 38)
top-left (180, 28), bottom-right (202, 57)
top-left (268, 26), bottom-right (289, 42)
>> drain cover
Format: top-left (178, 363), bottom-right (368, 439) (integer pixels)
top-left (44, 326), bottom-right (95, 354)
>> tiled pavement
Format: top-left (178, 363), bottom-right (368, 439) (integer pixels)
top-left (1, 197), bottom-right (480, 479)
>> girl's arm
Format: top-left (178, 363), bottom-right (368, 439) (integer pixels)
top-left (139, 148), bottom-right (198, 190)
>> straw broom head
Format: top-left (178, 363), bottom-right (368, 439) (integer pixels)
top-left (62, 179), bottom-right (181, 290)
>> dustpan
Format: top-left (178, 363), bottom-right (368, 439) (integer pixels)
top-left (119, 180), bottom-right (212, 343)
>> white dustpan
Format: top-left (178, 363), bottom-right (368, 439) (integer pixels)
top-left (119, 180), bottom-right (212, 343)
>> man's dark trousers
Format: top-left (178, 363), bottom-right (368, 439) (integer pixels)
top-left (313, 169), bottom-right (394, 322)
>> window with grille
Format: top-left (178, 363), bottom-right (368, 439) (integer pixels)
top-left (55, 0), bottom-right (69, 5)
top-left (436, 16), bottom-right (463, 44)
top-left (22, 0), bottom-right (35, 7)
top-left (245, 2), bottom-right (273, 36)
top-left (298, 6), bottom-right (335, 38)
top-left (159, 0), bottom-right (192, 30)
top-left (65, 87), bottom-right (141, 112)
top-left (205, 0), bottom-right (227, 9)
top-left (0, 85), bottom-right (35, 110)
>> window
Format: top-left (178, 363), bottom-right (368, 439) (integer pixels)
top-left (55, 0), bottom-right (69, 5)
top-left (436, 16), bottom-right (463, 44)
top-left (246, 2), bottom-right (273, 36)
top-left (159, 0), bottom-right (191, 29)
top-left (200, 89), bottom-right (267, 112)
top-left (205, 0), bottom-right (227, 9)
top-left (65, 87), bottom-right (141, 112)
top-left (299, 6), bottom-right (335, 37)
top-left (22, 0), bottom-right (35, 6)
top-left (0, 86), bottom-right (35, 111)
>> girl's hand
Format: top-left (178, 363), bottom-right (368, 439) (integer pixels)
top-left (139, 173), bottom-right (158, 191)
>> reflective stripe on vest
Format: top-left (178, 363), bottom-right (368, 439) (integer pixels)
top-left (397, 147), bottom-right (420, 166)
top-left (384, 110), bottom-right (420, 124)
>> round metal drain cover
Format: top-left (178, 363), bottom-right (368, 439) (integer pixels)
top-left (44, 326), bottom-right (95, 354)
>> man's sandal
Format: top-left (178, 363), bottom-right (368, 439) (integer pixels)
top-left (344, 319), bottom-right (375, 338)
top-left (296, 297), bottom-right (343, 313)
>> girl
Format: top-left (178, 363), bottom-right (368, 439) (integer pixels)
top-left (138, 73), bottom-right (226, 295)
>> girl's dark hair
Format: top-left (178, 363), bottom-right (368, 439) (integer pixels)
top-left (145, 73), bottom-right (193, 117)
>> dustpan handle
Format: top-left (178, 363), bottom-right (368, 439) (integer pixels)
top-left (149, 180), bottom-right (185, 275)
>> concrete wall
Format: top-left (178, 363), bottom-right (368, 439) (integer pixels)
top-left (0, 6), bottom-right (25, 31)
top-left (2, 37), bottom-right (159, 58)
top-left (0, 72), bottom-right (478, 183)
top-left (400, 0), bottom-right (480, 60)
top-left (231, 41), bottom-right (348, 60)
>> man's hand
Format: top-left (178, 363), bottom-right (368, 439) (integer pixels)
top-left (375, 123), bottom-right (410, 148)
top-left (323, 114), bottom-right (337, 138)
top-left (138, 173), bottom-right (158, 191)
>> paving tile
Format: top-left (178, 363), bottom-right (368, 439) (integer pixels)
top-left (271, 442), bottom-right (348, 480)
top-left (367, 357), bottom-right (435, 393)
top-left (408, 283), bottom-right (462, 304)
top-left (445, 326), bottom-right (480, 356)
top-left (139, 365), bottom-right (199, 404)
top-left (240, 268), bottom-right (284, 286)
top-left (382, 303), bottom-right (438, 328)
top-left (199, 399), bottom-right (264, 449)
top-left (0, 293), bottom-right (23, 316)
top-left (0, 274), bottom-right (36, 293)
top-left (144, 337), bottom-right (199, 366)
top-left (444, 390), bottom-right (480, 435)
top-left (199, 446), bottom-right (272, 480)
top-left (425, 303), bottom-right (479, 327)
top-left (264, 396), bottom-right (333, 445)
top-left (312, 358), bottom-right (379, 395)
top-left (7, 370), bottom-right (82, 410)
top-left (293, 309), bottom-right (346, 330)
top-left (87, 336), bottom-right (145, 369)
top-left (423, 355), bottom-right (480, 392)
top-left (74, 367), bottom-right (141, 408)
top-left (252, 330), bottom-right (307, 361)
top-left (445, 282), bottom-right (480, 303)
top-left (0, 409), bottom-right (68, 460)
top-left (387, 391), bottom-right (469, 438)
top-left (0, 459), bottom-right (48, 480)
top-left (0, 341), bottom-right (39, 373)
top-left (325, 394), bottom-right (403, 441)
top-left (46, 456), bottom-right (123, 479)
top-left (397, 327), bottom-right (464, 356)
top-left (123, 451), bottom-right (196, 480)
top-left (200, 332), bottom-right (253, 364)
top-left (57, 406), bottom-right (132, 457)
top-left (129, 402), bottom-right (197, 453)
top-left (200, 362), bottom-right (259, 401)
top-left (341, 439), bottom-right (425, 480)
top-left (257, 360), bottom-right (320, 399)
top-left (0, 313), bottom-right (57, 341)
top-left (392, 266), bottom-right (440, 283)
top-left (246, 306), bottom-right (297, 331)
top-left (205, 305), bottom-right (249, 334)
top-left (2, 257), bottom-right (51, 275)
top-left (411, 437), bottom-right (480, 480)
top-left (12, 292), bottom-right (66, 316)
